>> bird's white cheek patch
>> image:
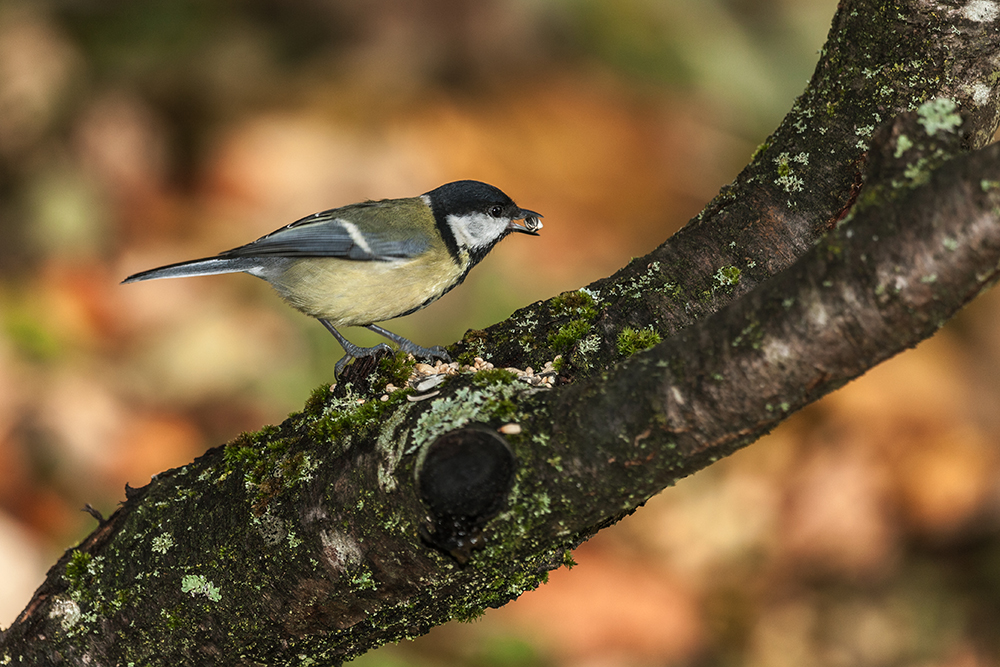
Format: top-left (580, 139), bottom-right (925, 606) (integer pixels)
top-left (448, 212), bottom-right (504, 250)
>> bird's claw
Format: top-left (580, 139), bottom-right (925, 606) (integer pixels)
top-left (334, 342), bottom-right (394, 377)
top-left (424, 346), bottom-right (451, 362)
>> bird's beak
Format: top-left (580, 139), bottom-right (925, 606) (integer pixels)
top-left (508, 209), bottom-right (544, 236)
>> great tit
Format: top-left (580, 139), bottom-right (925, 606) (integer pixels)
top-left (123, 180), bottom-right (543, 376)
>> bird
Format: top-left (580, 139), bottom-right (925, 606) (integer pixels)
top-left (122, 180), bottom-right (543, 376)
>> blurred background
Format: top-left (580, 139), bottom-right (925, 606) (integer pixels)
top-left (3, 0), bottom-right (1000, 664)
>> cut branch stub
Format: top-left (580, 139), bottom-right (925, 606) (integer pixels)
top-left (417, 424), bottom-right (517, 564)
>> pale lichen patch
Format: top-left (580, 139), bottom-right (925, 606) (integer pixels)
top-left (410, 382), bottom-right (522, 453)
top-left (375, 405), bottom-right (413, 492)
top-left (319, 529), bottom-right (364, 573)
top-left (773, 151), bottom-right (808, 193)
top-left (916, 98), bottom-right (962, 136)
top-left (255, 512), bottom-right (287, 546)
top-left (48, 596), bottom-right (81, 631)
top-left (806, 293), bottom-right (829, 329)
top-left (969, 82), bottom-right (992, 105)
top-left (150, 533), bottom-right (174, 554)
top-left (894, 134), bottom-right (913, 158)
top-left (762, 337), bottom-right (793, 366)
top-left (961, 0), bottom-right (999, 22)
top-left (180, 574), bottom-right (221, 602)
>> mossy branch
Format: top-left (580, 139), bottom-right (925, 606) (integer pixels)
top-left (4, 1), bottom-right (1000, 665)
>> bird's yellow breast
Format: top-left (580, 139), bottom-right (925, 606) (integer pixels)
top-left (269, 248), bottom-right (468, 327)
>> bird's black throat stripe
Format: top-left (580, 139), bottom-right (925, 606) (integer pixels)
top-left (428, 203), bottom-right (463, 267)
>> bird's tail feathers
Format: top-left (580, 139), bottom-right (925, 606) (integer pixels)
top-left (121, 257), bottom-right (263, 284)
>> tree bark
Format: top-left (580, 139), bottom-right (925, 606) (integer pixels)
top-left (4, 0), bottom-right (1000, 665)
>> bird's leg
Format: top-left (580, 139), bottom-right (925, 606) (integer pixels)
top-left (365, 324), bottom-right (451, 364)
top-left (319, 319), bottom-right (393, 377)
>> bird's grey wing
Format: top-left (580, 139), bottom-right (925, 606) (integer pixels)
top-left (221, 207), bottom-right (428, 261)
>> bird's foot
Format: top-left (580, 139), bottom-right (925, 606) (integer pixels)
top-left (365, 324), bottom-right (452, 365)
top-left (333, 341), bottom-right (394, 377)
top-left (321, 319), bottom-right (451, 378)
top-left (399, 343), bottom-right (451, 365)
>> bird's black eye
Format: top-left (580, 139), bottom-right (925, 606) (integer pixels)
top-left (489, 205), bottom-right (503, 218)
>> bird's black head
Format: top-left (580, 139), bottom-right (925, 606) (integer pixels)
top-left (423, 180), bottom-right (543, 265)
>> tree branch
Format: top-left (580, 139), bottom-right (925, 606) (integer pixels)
top-left (453, 0), bottom-right (1000, 375)
top-left (4, 0), bottom-right (1000, 665)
